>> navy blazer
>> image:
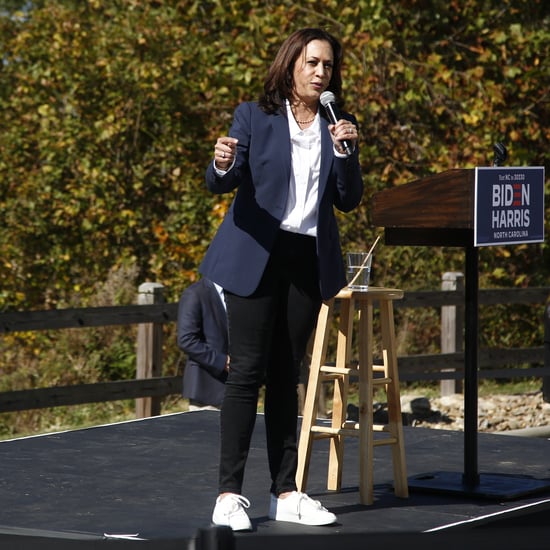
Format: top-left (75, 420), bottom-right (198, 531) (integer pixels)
top-left (199, 102), bottom-right (364, 300)
top-left (177, 278), bottom-right (228, 408)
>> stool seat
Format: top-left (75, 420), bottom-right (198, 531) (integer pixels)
top-left (296, 286), bottom-right (408, 505)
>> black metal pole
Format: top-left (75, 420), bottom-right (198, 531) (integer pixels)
top-left (543, 299), bottom-right (550, 403)
top-left (463, 244), bottom-right (480, 487)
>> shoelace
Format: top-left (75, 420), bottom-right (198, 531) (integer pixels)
top-left (225, 494), bottom-right (251, 513)
top-left (296, 492), bottom-right (325, 515)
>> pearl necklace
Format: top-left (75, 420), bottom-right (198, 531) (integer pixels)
top-left (294, 112), bottom-right (316, 125)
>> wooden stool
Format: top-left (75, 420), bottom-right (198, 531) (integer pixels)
top-left (296, 287), bottom-right (409, 505)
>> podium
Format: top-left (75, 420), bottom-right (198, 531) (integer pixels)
top-left (372, 169), bottom-right (475, 247)
top-left (372, 168), bottom-right (550, 499)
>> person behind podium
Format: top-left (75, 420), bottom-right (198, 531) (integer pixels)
top-left (199, 27), bottom-right (363, 531)
top-left (176, 277), bottom-right (229, 410)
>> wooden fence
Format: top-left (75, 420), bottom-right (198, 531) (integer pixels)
top-left (1, 280), bottom-right (549, 417)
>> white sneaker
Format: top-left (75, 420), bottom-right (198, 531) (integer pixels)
top-left (269, 491), bottom-right (337, 526)
top-left (212, 494), bottom-right (252, 531)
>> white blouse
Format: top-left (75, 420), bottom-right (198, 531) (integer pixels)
top-left (279, 101), bottom-right (321, 237)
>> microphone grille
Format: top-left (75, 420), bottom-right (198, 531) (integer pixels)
top-left (320, 91), bottom-right (335, 107)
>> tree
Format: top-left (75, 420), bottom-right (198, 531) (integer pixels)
top-left (0, 0), bottom-right (547, 334)
top-left (0, 0), bottom-right (548, 435)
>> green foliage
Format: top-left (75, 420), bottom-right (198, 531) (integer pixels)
top-left (0, 0), bottom-right (547, 311)
top-left (0, 0), bottom-right (548, 434)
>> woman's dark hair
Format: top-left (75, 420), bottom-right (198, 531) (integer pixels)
top-left (258, 28), bottom-right (343, 114)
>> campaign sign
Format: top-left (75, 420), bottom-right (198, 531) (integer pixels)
top-left (474, 166), bottom-right (545, 247)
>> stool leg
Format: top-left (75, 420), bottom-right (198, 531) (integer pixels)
top-left (358, 299), bottom-right (375, 505)
top-left (326, 297), bottom-right (353, 492)
top-left (296, 299), bottom-right (334, 492)
top-left (379, 299), bottom-right (409, 498)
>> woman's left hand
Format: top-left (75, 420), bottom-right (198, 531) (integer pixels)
top-left (328, 119), bottom-right (357, 155)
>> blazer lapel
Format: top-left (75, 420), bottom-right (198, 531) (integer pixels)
top-left (319, 118), bottom-right (334, 198)
top-left (271, 111), bottom-right (291, 186)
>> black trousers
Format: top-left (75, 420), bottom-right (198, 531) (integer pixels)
top-left (220, 230), bottom-right (322, 496)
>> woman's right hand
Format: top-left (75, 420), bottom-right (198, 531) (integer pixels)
top-left (214, 137), bottom-right (238, 171)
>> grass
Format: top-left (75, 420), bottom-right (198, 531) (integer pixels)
top-left (477, 378), bottom-right (542, 396)
top-left (322, 377), bottom-right (544, 411)
top-left (0, 378), bottom-right (544, 441)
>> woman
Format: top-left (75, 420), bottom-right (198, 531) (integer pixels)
top-left (200, 28), bottom-right (363, 531)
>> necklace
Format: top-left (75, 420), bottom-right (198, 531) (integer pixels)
top-left (293, 110), bottom-right (316, 125)
top-left (296, 116), bottom-right (315, 124)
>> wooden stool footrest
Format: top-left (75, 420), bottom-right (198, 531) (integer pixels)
top-left (321, 365), bottom-right (357, 375)
top-left (372, 376), bottom-right (392, 385)
top-left (311, 426), bottom-right (359, 437)
top-left (311, 425), bottom-right (399, 446)
top-left (373, 437), bottom-right (398, 446)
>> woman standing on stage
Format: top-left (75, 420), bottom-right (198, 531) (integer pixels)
top-left (200, 27), bottom-right (363, 531)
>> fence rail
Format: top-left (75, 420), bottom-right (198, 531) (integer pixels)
top-left (0, 303), bottom-right (178, 333)
top-left (396, 285), bottom-right (549, 383)
top-left (1, 283), bottom-right (549, 415)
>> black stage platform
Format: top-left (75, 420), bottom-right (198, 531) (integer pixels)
top-left (1, 410), bottom-right (549, 549)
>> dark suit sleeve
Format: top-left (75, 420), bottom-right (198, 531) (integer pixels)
top-left (332, 114), bottom-right (363, 213)
top-left (177, 285), bottom-right (227, 378)
top-left (205, 102), bottom-right (253, 195)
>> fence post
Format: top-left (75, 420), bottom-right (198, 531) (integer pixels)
top-left (440, 272), bottom-right (464, 396)
top-left (136, 282), bottom-right (165, 418)
top-left (544, 297), bottom-right (550, 403)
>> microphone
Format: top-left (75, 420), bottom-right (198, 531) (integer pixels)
top-left (493, 142), bottom-right (507, 166)
top-left (320, 91), bottom-right (353, 156)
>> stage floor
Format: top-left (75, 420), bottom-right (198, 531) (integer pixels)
top-left (0, 410), bottom-right (549, 548)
